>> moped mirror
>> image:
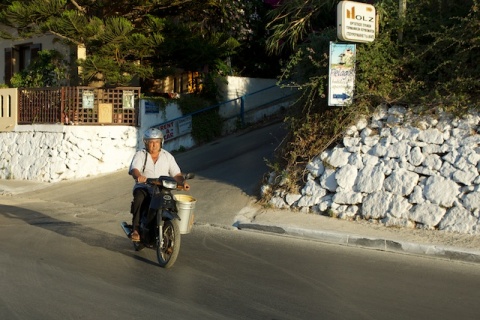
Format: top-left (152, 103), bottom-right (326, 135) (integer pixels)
top-left (184, 173), bottom-right (195, 180)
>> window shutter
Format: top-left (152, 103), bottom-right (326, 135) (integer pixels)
top-left (31, 43), bottom-right (41, 61)
top-left (4, 48), bottom-right (13, 85)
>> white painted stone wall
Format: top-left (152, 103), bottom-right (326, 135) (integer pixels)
top-left (0, 124), bottom-right (137, 182)
top-left (265, 105), bottom-right (480, 235)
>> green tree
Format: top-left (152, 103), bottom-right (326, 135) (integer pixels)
top-left (226, 0), bottom-right (283, 78)
top-left (0, 0), bottom-right (163, 86)
top-left (0, 0), bottom-right (265, 89)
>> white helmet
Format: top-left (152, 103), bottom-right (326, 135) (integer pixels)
top-left (143, 128), bottom-right (164, 145)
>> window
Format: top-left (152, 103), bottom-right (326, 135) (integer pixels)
top-left (4, 43), bottom-right (41, 85)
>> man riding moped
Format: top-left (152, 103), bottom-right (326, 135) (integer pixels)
top-left (128, 128), bottom-right (190, 242)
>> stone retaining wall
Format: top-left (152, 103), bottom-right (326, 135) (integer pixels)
top-left (266, 105), bottom-right (480, 235)
top-left (0, 125), bottom-right (138, 182)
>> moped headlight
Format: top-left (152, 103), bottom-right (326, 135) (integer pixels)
top-left (161, 179), bottom-right (177, 189)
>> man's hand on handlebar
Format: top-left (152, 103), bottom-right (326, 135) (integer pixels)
top-left (136, 175), bottom-right (147, 183)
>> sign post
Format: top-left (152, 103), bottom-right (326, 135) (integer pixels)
top-left (329, 1), bottom-right (376, 106)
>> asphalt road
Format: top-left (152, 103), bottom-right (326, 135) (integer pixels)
top-left (2, 200), bottom-right (480, 319)
top-left (2, 122), bottom-right (480, 319)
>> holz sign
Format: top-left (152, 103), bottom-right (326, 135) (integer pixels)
top-left (337, 1), bottom-right (376, 43)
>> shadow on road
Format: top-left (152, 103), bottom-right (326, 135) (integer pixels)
top-left (173, 121), bottom-right (287, 197)
top-left (0, 203), bottom-right (160, 267)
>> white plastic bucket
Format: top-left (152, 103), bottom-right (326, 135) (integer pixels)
top-left (174, 194), bottom-right (196, 234)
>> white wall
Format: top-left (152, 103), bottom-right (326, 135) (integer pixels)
top-left (218, 76), bottom-right (294, 133)
top-left (217, 76), bottom-right (292, 118)
top-left (0, 124), bottom-right (138, 182)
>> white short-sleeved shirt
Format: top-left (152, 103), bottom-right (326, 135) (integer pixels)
top-left (129, 149), bottom-right (181, 190)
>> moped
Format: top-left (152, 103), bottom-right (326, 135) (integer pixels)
top-left (121, 173), bottom-right (195, 268)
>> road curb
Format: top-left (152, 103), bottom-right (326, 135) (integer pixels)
top-left (236, 223), bottom-right (480, 264)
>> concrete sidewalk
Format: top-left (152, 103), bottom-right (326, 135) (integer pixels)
top-left (234, 206), bottom-right (480, 264)
top-left (2, 178), bottom-right (480, 264)
top-left (0, 179), bottom-right (51, 195)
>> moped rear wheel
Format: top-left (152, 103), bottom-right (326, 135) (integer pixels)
top-left (157, 219), bottom-right (181, 268)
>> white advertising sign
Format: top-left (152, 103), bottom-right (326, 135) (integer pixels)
top-left (328, 42), bottom-right (356, 107)
top-left (337, 0), bottom-right (376, 43)
top-left (157, 116), bottom-right (192, 141)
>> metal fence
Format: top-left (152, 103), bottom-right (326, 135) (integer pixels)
top-left (18, 86), bottom-right (140, 125)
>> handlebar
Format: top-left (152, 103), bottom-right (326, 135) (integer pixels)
top-left (144, 173), bottom-right (194, 190)
top-left (145, 178), bottom-right (159, 185)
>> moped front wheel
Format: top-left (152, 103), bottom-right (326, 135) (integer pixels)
top-left (157, 219), bottom-right (181, 268)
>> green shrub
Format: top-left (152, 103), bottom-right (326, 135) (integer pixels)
top-left (10, 50), bottom-right (68, 88)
